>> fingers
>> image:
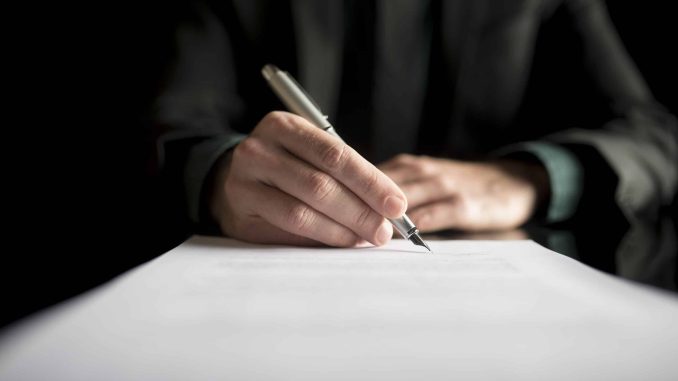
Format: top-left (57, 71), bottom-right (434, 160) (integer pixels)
top-left (379, 165), bottom-right (473, 231)
top-left (259, 147), bottom-right (394, 246)
top-left (377, 153), bottom-right (416, 172)
top-left (379, 155), bottom-right (459, 210)
top-left (408, 198), bottom-right (505, 233)
top-left (249, 219), bottom-right (370, 248)
top-left (398, 176), bottom-right (455, 209)
top-left (407, 198), bottom-right (468, 232)
top-left (378, 154), bottom-right (434, 184)
top-left (458, 230), bottom-right (529, 240)
top-left (382, 155), bottom-right (541, 233)
top-left (260, 112), bottom-right (407, 219)
top-left (215, 111), bottom-right (409, 246)
top-left (248, 182), bottom-right (369, 247)
top-left (227, 216), bottom-right (324, 247)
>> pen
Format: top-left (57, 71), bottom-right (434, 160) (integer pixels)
top-left (262, 64), bottom-right (431, 252)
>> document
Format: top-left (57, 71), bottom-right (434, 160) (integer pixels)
top-left (1, 236), bottom-right (677, 380)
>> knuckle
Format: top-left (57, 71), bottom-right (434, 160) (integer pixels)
top-left (320, 142), bottom-right (349, 171)
top-left (434, 175), bottom-right (449, 192)
top-left (263, 111), bottom-right (288, 128)
top-left (235, 137), bottom-right (264, 159)
top-left (414, 160), bottom-right (433, 176)
top-left (286, 204), bottom-right (314, 233)
top-left (307, 171), bottom-right (336, 202)
top-left (360, 170), bottom-right (380, 195)
top-left (354, 206), bottom-right (374, 229)
top-left (394, 153), bottom-right (414, 164)
top-left (259, 111), bottom-right (298, 136)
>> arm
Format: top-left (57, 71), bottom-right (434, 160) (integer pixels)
top-left (541, 0), bottom-right (677, 222)
top-left (153, 3), bottom-right (407, 246)
top-left (381, 0), bottom-right (676, 232)
top-left (153, 3), bottom-right (246, 226)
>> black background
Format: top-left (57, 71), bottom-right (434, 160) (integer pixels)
top-left (2, 1), bottom-right (676, 327)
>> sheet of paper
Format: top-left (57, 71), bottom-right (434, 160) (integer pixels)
top-left (1, 236), bottom-right (678, 380)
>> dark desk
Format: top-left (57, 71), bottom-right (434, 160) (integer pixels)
top-left (429, 213), bottom-right (678, 294)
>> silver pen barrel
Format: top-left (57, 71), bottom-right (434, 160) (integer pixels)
top-left (262, 65), bottom-right (329, 129)
top-left (263, 64), bottom-right (431, 252)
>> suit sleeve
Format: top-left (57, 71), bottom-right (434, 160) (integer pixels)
top-left (152, 3), bottom-right (245, 226)
top-left (525, 0), bottom-right (677, 224)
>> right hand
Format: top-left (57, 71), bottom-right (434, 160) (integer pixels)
top-left (209, 111), bottom-right (408, 247)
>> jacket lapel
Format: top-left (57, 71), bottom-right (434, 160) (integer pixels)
top-left (291, 0), bottom-right (344, 118)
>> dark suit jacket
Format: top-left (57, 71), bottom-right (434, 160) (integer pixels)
top-left (154, 0), bottom-right (677, 229)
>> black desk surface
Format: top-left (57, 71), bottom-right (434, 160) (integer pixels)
top-left (429, 212), bottom-right (677, 294)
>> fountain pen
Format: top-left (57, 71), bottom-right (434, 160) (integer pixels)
top-left (262, 64), bottom-right (431, 252)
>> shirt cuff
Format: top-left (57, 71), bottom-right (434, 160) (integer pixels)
top-left (185, 134), bottom-right (246, 223)
top-left (498, 142), bottom-right (584, 223)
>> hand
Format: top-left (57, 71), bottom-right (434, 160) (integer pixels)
top-left (209, 112), bottom-right (408, 247)
top-left (378, 154), bottom-right (550, 232)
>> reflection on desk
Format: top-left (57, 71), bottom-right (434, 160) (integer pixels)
top-left (428, 215), bottom-right (677, 294)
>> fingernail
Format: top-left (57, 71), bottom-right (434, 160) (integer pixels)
top-left (384, 195), bottom-right (406, 217)
top-left (376, 220), bottom-right (393, 245)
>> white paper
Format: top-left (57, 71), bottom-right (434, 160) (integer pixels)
top-left (1, 236), bottom-right (678, 380)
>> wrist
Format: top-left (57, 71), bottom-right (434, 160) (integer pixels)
top-left (202, 150), bottom-right (234, 234)
top-left (494, 158), bottom-right (552, 220)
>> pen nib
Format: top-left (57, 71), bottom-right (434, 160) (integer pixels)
top-left (409, 232), bottom-right (431, 252)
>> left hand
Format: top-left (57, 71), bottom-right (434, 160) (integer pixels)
top-left (378, 154), bottom-right (550, 232)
